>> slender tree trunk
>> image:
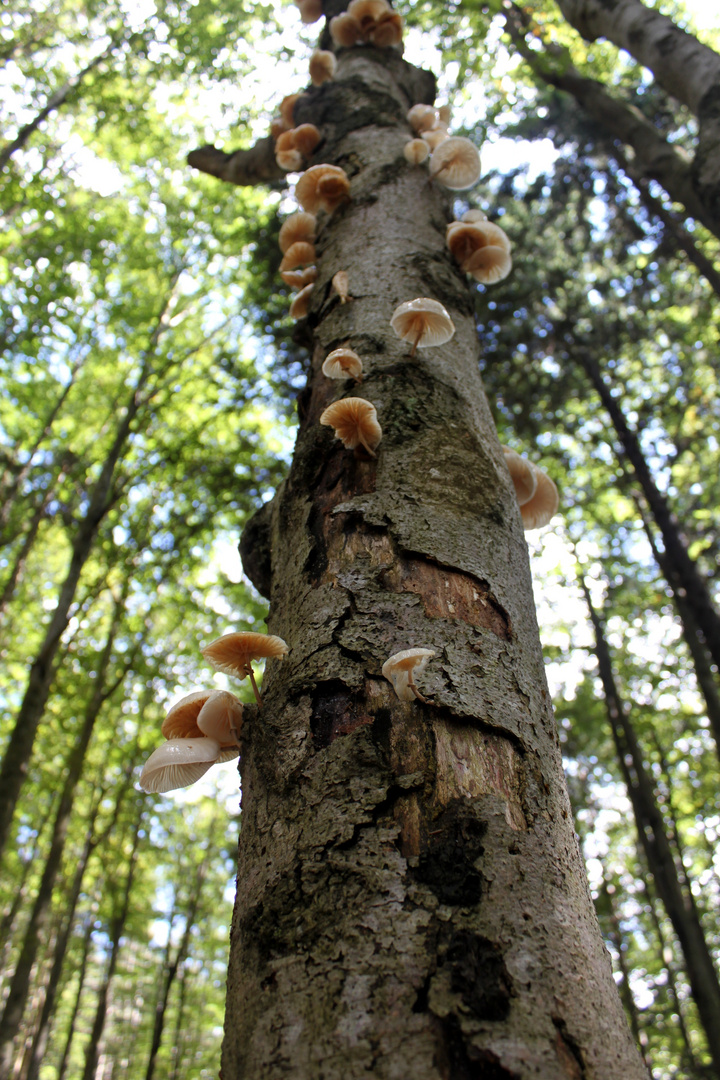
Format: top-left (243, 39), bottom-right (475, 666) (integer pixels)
top-left (55, 910), bottom-right (95, 1080)
top-left (577, 349), bottom-right (720, 679)
top-left (24, 758), bottom-right (137, 1080)
top-left (0, 493), bottom-right (50, 619)
top-left (80, 810), bottom-right (142, 1080)
top-left (215, 41), bottom-right (647, 1080)
top-left (580, 577), bottom-right (720, 1071)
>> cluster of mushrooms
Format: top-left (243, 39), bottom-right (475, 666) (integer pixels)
top-left (138, 632), bottom-right (288, 793)
top-left (138, 1), bottom-right (559, 796)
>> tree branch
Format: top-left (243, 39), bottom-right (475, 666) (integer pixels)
top-left (186, 135), bottom-right (285, 186)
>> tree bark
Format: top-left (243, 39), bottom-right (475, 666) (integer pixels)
top-left (219, 42), bottom-right (646, 1080)
top-left (580, 577), bottom-right (720, 1072)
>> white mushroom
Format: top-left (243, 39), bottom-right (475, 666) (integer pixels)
top-left (382, 648), bottom-right (436, 702)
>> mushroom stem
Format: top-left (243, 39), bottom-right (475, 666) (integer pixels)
top-left (247, 668), bottom-right (263, 707)
top-left (359, 436), bottom-right (377, 457)
top-left (408, 675), bottom-right (429, 703)
top-left (410, 327), bottom-right (423, 357)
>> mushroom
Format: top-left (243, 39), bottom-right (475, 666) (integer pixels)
top-left (279, 211), bottom-right (317, 254)
top-left (289, 283), bottom-right (314, 319)
top-left (279, 93), bottom-right (306, 128)
top-left (421, 126), bottom-right (449, 150)
top-left (270, 115), bottom-right (291, 140)
top-left (347, 0), bottom-right (391, 33)
top-left (320, 397), bottom-right (382, 456)
top-left (332, 270), bottom-right (352, 303)
top-left (407, 104), bottom-right (438, 133)
top-left (502, 446), bottom-right (538, 507)
top-left (202, 631), bottom-right (289, 705)
top-left (322, 347), bottom-right (363, 382)
top-left (390, 297), bottom-right (455, 356)
top-left (276, 148), bottom-right (305, 173)
top-left (403, 138), bottom-right (430, 165)
top-left (196, 690), bottom-right (244, 746)
top-left (330, 12), bottom-right (362, 47)
top-left (293, 123), bottom-right (322, 158)
top-left (295, 164), bottom-right (351, 214)
top-left (370, 10), bottom-right (403, 46)
top-left (429, 136), bottom-right (481, 190)
top-left (465, 245), bottom-right (512, 284)
top-left (461, 209), bottom-right (487, 223)
top-left (160, 689), bottom-right (240, 747)
top-left (446, 221), bottom-right (511, 284)
top-left (309, 50), bottom-right (337, 85)
top-left (139, 737), bottom-right (238, 794)
top-left (279, 241), bottom-right (316, 272)
top-left (281, 266), bottom-right (318, 290)
top-left (382, 648), bottom-right (436, 703)
top-left (520, 464), bottom-right (559, 531)
top-left (437, 103), bottom-right (452, 126)
top-left (295, 0), bottom-right (323, 21)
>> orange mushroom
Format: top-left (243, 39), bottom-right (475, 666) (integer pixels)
top-left (322, 347), bottom-right (363, 381)
top-left (295, 164), bottom-right (351, 214)
top-left (279, 211), bottom-right (317, 254)
top-left (390, 297), bottom-right (455, 356)
top-left (202, 631), bottom-right (289, 706)
top-left (309, 50), bottom-right (337, 85)
top-left (320, 397), bottom-right (382, 456)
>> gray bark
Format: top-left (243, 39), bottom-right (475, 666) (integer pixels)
top-left (221, 45), bottom-right (647, 1080)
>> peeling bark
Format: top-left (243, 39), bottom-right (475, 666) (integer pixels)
top-left (219, 40), bottom-right (647, 1080)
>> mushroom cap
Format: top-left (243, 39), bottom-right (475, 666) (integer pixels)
top-left (161, 690), bottom-right (213, 740)
top-left (370, 11), bottom-right (403, 46)
top-left (407, 104), bottom-right (438, 133)
top-left (329, 12), bottom-right (362, 46)
top-left (296, 0), bottom-right (323, 22)
top-left (276, 148), bottom-right (305, 173)
top-left (280, 93), bottom-right (305, 128)
top-left (279, 241), bottom-right (317, 272)
top-left (502, 447), bottom-right (538, 507)
top-left (461, 209), bottom-right (487, 223)
top-left (437, 103), bottom-right (452, 125)
top-left (382, 648), bottom-right (436, 701)
top-left (347, 0), bottom-right (391, 31)
top-left (332, 270), bottom-right (351, 301)
top-left (202, 631), bottom-right (289, 678)
top-left (281, 266), bottom-right (318, 290)
top-left (275, 130), bottom-right (296, 153)
top-left (403, 138), bottom-right (430, 165)
top-left (429, 136), bottom-right (481, 190)
top-left (465, 245), bottom-right (512, 284)
top-left (270, 115), bottom-right (290, 140)
top-left (322, 347), bottom-right (363, 381)
top-left (279, 211), bottom-right (317, 254)
top-left (421, 126), bottom-right (449, 150)
top-left (320, 397), bottom-right (382, 455)
top-left (309, 49), bottom-right (337, 85)
top-left (446, 222), bottom-right (511, 272)
top-left (196, 690), bottom-right (243, 745)
top-left (390, 297), bottom-right (455, 350)
top-left (289, 283), bottom-right (314, 319)
top-left (293, 123), bottom-right (322, 158)
top-left (295, 164), bottom-right (351, 214)
top-left (139, 737), bottom-right (229, 794)
top-left (520, 465), bottom-right (559, 531)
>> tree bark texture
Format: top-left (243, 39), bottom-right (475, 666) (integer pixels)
top-left (221, 46), bottom-right (646, 1080)
top-left (554, 0), bottom-right (720, 225)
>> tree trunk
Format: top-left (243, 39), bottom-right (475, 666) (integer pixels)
top-left (55, 909), bottom-right (95, 1080)
top-left (217, 42), bottom-right (647, 1080)
top-left (581, 577), bottom-right (720, 1071)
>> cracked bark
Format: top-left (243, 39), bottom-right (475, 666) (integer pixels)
top-left (218, 39), bottom-right (647, 1080)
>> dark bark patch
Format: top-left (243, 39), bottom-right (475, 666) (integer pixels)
top-left (381, 555), bottom-right (511, 638)
top-left (552, 1016), bottom-right (587, 1079)
top-left (446, 931), bottom-right (513, 1021)
top-left (432, 1015), bottom-right (519, 1080)
top-left (310, 680), bottom-right (373, 748)
top-left (414, 803), bottom-right (486, 905)
top-left (303, 448), bottom-right (378, 584)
